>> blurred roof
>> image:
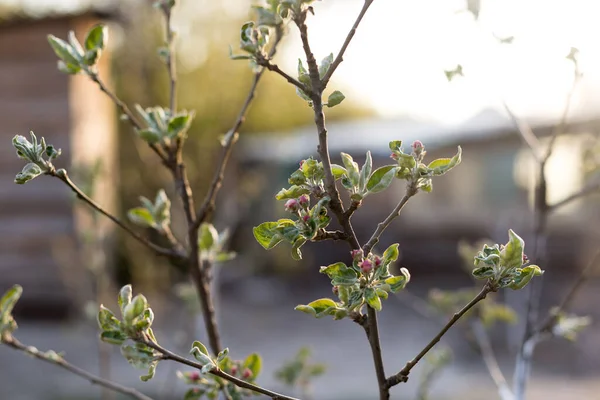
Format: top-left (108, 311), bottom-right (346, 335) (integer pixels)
top-left (240, 109), bottom-right (599, 162)
top-left (0, 0), bottom-right (117, 25)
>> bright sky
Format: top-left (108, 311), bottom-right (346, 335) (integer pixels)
top-left (280, 0), bottom-right (600, 124)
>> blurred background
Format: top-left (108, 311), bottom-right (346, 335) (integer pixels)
top-left (1, 0), bottom-right (600, 399)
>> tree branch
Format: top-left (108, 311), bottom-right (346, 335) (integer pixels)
top-left (160, 3), bottom-right (177, 114)
top-left (387, 283), bottom-right (493, 387)
top-left (363, 188), bottom-right (417, 256)
top-left (139, 339), bottom-right (299, 400)
top-left (503, 102), bottom-right (542, 162)
top-left (365, 305), bottom-right (388, 398)
top-left (256, 56), bottom-right (311, 96)
top-left (548, 181), bottom-right (600, 212)
top-left (2, 336), bottom-right (153, 400)
top-left (194, 25), bottom-right (285, 229)
top-left (320, 0), bottom-right (374, 88)
top-left (313, 229), bottom-right (349, 241)
top-left (50, 169), bottom-right (184, 260)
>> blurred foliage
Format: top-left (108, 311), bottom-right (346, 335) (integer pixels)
top-left (275, 347), bottom-right (326, 399)
top-left (110, 0), bottom-right (373, 287)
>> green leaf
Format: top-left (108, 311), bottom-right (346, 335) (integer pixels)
top-left (243, 353), bottom-right (262, 378)
top-left (319, 262), bottom-right (358, 286)
top-left (118, 285), bottom-right (132, 312)
top-left (295, 298), bottom-right (338, 318)
top-left (84, 24), bottom-right (108, 51)
top-left (168, 112), bottom-right (195, 138)
top-left (389, 140), bottom-right (402, 152)
top-left (366, 165), bottom-right (397, 193)
top-left (508, 265), bottom-right (543, 290)
top-left (364, 288), bottom-right (382, 311)
top-left (14, 163), bottom-right (43, 184)
top-left (382, 243), bottom-right (400, 265)
top-left (472, 265), bottom-right (496, 280)
top-left (331, 164), bottom-right (347, 180)
top-left (501, 229), bottom-right (525, 270)
top-left (47, 35), bottom-right (81, 65)
top-left (326, 90), bottom-right (345, 108)
top-left (140, 362), bottom-right (157, 382)
top-left (341, 153), bottom-right (360, 187)
top-left (216, 251), bottom-right (236, 262)
top-left (199, 223), bottom-right (219, 251)
top-left (375, 288), bottom-right (389, 299)
top-left (184, 388), bottom-right (207, 400)
top-left (97, 305), bottom-right (120, 331)
top-left (123, 294), bottom-right (147, 323)
top-left (217, 348), bottom-right (229, 364)
top-left (137, 129), bottom-right (162, 144)
top-left (291, 237), bottom-right (306, 261)
top-left (253, 222), bottom-right (280, 250)
top-left (427, 146), bottom-right (462, 176)
top-left (359, 151), bottom-right (372, 193)
top-left (190, 341), bottom-right (214, 366)
top-left (318, 53), bottom-right (333, 78)
top-left (100, 330), bottom-right (127, 345)
top-left (0, 284), bottom-right (23, 322)
top-left (57, 60), bottom-right (81, 75)
top-left (127, 208), bottom-right (155, 228)
top-left (385, 269), bottom-right (410, 292)
top-left (275, 185), bottom-right (310, 200)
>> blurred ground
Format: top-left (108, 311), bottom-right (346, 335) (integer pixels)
top-left (1, 278), bottom-right (598, 400)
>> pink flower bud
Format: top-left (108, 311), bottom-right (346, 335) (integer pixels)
top-left (299, 160), bottom-right (305, 169)
top-left (390, 153), bottom-right (399, 160)
top-left (523, 254), bottom-right (529, 264)
top-left (332, 285), bottom-right (339, 295)
top-left (359, 259), bottom-right (373, 274)
top-left (284, 198), bottom-right (299, 211)
top-left (189, 371), bottom-right (200, 381)
top-left (412, 140), bottom-right (423, 150)
top-left (242, 368), bottom-right (253, 379)
top-left (298, 194), bottom-right (310, 207)
top-left (302, 214), bottom-right (310, 223)
top-left (374, 256), bottom-right (382, 267)
top-left (351, 249), bottom-right (363, 260)
top-left (230, 365), bottom-right (238, 375)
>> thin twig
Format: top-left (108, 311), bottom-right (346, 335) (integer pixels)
top-left (50, 169), bottom-right (184, 259)
top-left (313, 229), bottom-right (349, 241)
top-left (502, 102), bottom-right (542, 162)
top-left (88, 73), bottom-right (168, 163)
top-left (387, 283), bottom-right (493, 387)
top-left (161, 4), bottom-right (177, 114)
top-left (320, 0), bottom-right (374, 88)
top-left (257, 57), bottom-right (311, 95)
top-left (139, 339), bottom-right (299, 400)
top-left (470, 320), bottom-right (514, 400)
top-left (194, 25), bottom-right (285, 229)
top-left (2, 336), bottom-right (153, 400)
top-left (548, 181), bottom-right (600, 212)
top-left (363, 189), bottom-right (417, 256)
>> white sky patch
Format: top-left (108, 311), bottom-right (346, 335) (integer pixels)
top-left (279, 0), bottom-right (600, 124)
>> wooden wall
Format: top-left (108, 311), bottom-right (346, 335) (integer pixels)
top-left (0, 15), bottom-right (116, 318)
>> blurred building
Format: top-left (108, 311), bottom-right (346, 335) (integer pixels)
top-left (235, 110), bottom-right (600, 284)
top-left (0, 4), bottom-right (117, 318)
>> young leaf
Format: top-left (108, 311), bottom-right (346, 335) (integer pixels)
top-left (318, 53), bottom-right (333, 78)
top-left (47, 35), bottom-right (81, 66)
top-left (427, 146), bottom-right (462, 176)
top-left (275, 185), bottom-right (310, 200)
top-left (500, 229), bottom-right (525, 270)
top-left (253, 222), bottom-right (281, 249)
top-left (366, 165), bottom-right (397, 194)
top-left (508, 265), bottom-right (543, 290)
top-left (331, 164), bottom-right (347, 180)
top-left (243, 353), bottom-right (262, 378)
top-left (382, 243), bottom-right (400, 265)
top-left (199, 223), bottom-right (219, 251)
top-left (364, 288), bottom-right (382, 311)
top-left (359, 151), bottom-right (372, 193)
top-left (118, 285), bottom-right (133, 311)
top-left (340, 153), bottom-right (360, 187)
top-left (14, 163), bottom-right (43, 184)
top-left (385, 269), bottom-right (410, 292)
top-left (127, 208), bottom-right (155, 228)
top-left (326, 90), bottom-right (345, 108)
top-left (84, 24), bottom-right (108, 51)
